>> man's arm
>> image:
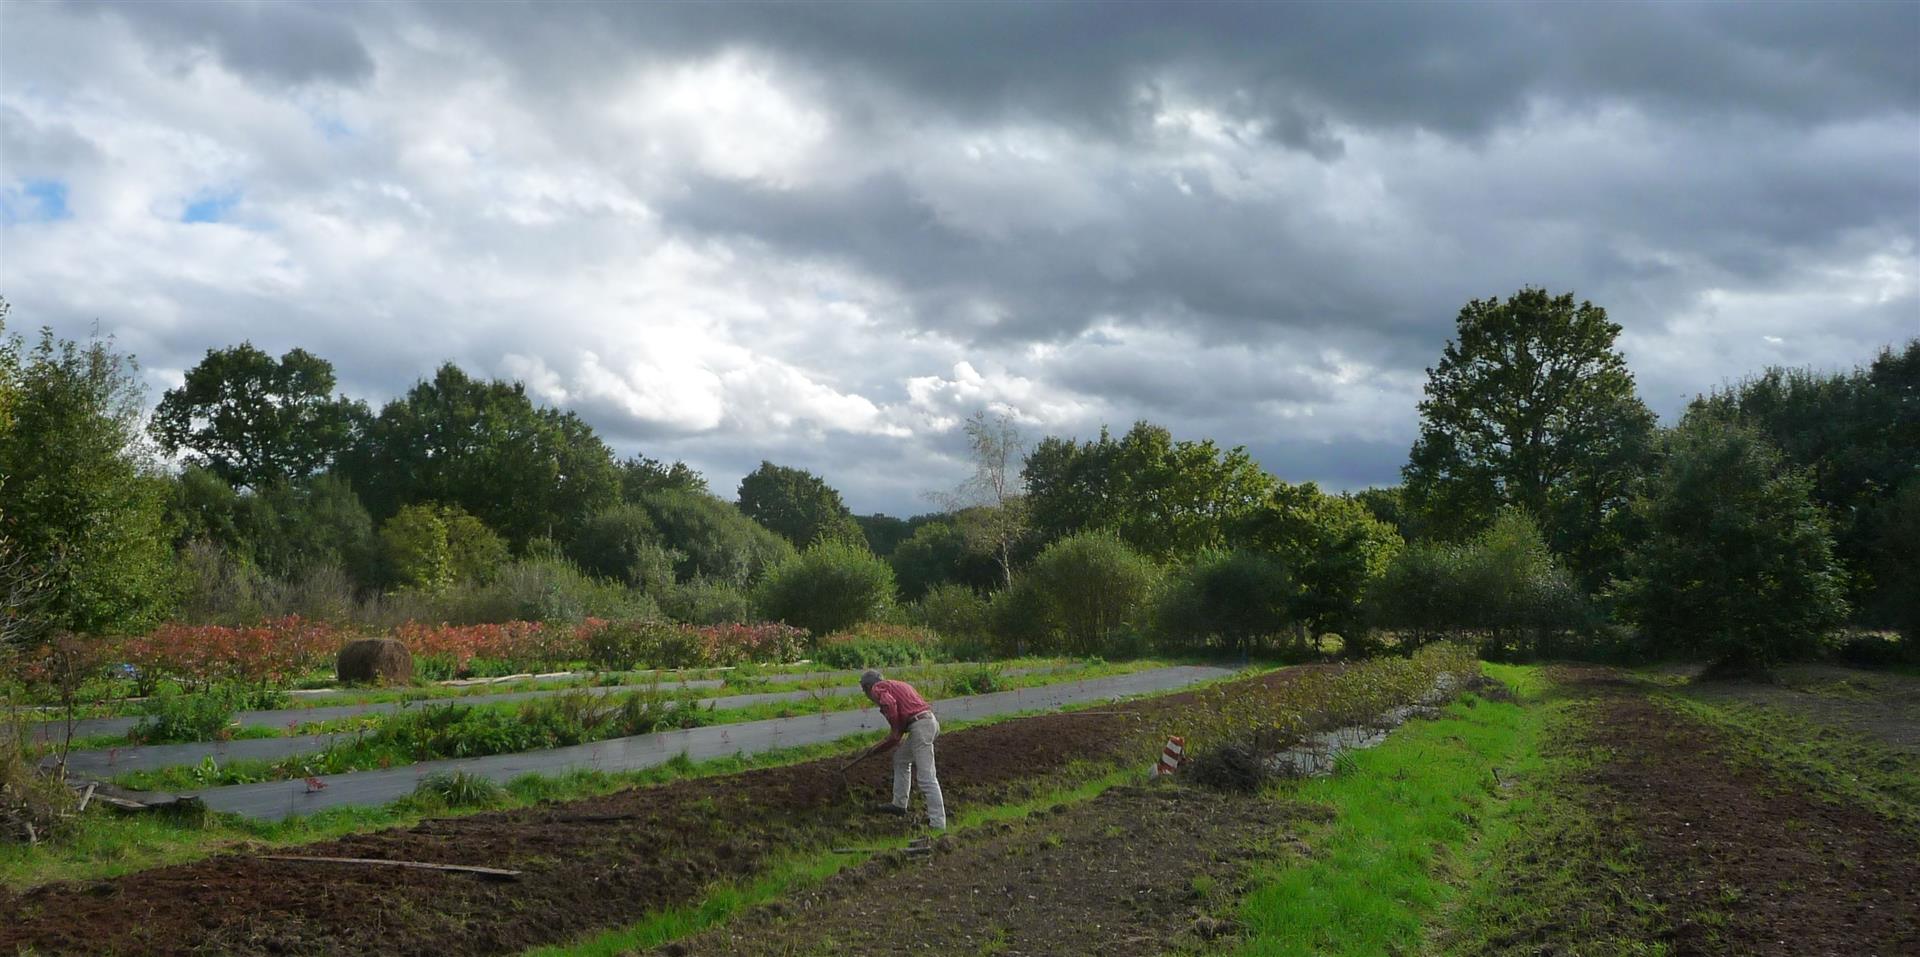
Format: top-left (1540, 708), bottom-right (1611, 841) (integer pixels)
top-left (871, 688), bottom-right (905, 752)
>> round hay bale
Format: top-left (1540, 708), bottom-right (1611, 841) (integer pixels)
top-left (336, 638), bottom-right (413, 686)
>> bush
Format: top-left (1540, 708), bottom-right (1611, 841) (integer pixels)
top-left (436, 556), bottom-right (657, 626)
top-left (568, 504), bottom-right (680, 595)
top-left (941, 664), bottom-right (1003, 697)
top-left (659, 577), bottom-right (752, 625)
top-left (814, 623), bottom-right (942, 669)
top-left (631, 489), bottom-right (795, 586)
top-left (412, 770), bottom-right (504, 809)
top-left (1365, 510), bottom-right (1590, 659)
top-left (755, 539), bottom-right (896, 636)
top-left (1153, 550), bottom-right (1296, 656)
top-left (1614, 419), bottom-right (1849, 669)
top-left (2, 723), bottom-right (76, 844)
top-left (907, 584), bottom-right (992, 653)
top-left (132, 689), bottom-right (240, 744)
top-left (1022, 531), bottom-right (1159, 656)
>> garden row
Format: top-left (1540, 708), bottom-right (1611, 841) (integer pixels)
top-left (11, 618), bottom-right (953, 702)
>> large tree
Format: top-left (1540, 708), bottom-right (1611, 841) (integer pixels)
top-left (1403, 289), bottom-right (1655, 586)
top-left (0, 312), bottom-right (174, 635)
top-left (339, 363), bottom-right (620, 545)
top-left (151, 342), bottom-right (367, 488)
top-left (736, 461), bottom-right (861, 547)
top-left (1615, 417), bottom-right (1848, 669)
top-left (618, 454), bottom-right (708, 499)
top-left (1024, 421), bottom-right (1273, 561)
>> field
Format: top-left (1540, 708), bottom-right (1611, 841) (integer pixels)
top-left (5, 647), bottom-right (1913, 956)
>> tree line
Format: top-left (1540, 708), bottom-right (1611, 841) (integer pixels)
top-left (1, 290), bottom-right (1913, 670)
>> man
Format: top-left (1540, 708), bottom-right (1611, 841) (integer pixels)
top-left (857, 668), bottom-right (945, 830)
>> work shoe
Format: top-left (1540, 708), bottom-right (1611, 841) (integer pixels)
top-left (869, 802), bottom-right (907, 816)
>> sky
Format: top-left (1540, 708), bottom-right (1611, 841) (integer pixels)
top-left (1, 1), bottom-right (1916, 516)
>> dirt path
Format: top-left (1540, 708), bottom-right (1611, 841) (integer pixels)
top-left (664, 785), bottom-right (1307, 957)
top-left (1564, 668), bottom-right (1920, 957)
top-left (0, 669), bottom-right (1297, 956)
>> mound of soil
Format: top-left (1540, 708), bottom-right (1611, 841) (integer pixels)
top-left (0, 668), bottom-right (1316, 956)
top-left (667, 784), bottom-right (1315, 957)
top-left (1565, 669), bottom-right (1920, 957)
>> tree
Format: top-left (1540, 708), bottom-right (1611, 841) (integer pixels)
top-left (1023, 421), bottom-right (1274, 561)
top-left (1234, 481), bottom-right (1401, 642)
top-left (0, 318), bottom-right (174, 634)
top-left (569, 503), bottom-right (680, 594)
top-left (754, 539), bottom-right (897, 635)
top-left (1614, 418), bottom-right (1848, 670)
top-left (618, 455), bottom-right (707, 499)
top-left (888, 519), bottom-right (1001, 600)
top-left (1364, 508), bottom-right (1586, 658)
top-left (377, 503), bottom-right (508, 591)
top-left (1021, 530), bottom-right (1160, 655)
top-left (340, 363), bottom-right (620, 545)
top-left (1153, 550), bottom-right (1295, 656)
top-left (151, 342), bottom-right (368, 488)
top-left (630, 489), bottom-right (794, 586)
top-left (939, 411), bottom-right (1030, 588)
top-left (1403, 289), bottom-right (1655, 587)
top-left (736, 461), bottom-right (862, 547)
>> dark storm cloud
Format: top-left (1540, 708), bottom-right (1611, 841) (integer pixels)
top-left (82, 0), bottom-right (376, 86)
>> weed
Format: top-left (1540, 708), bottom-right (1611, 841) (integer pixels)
top-left (413, 771), bottom-right (504, 809)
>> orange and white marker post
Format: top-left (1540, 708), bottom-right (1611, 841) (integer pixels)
top-left (1152, 736), bottom-right (1185, 777)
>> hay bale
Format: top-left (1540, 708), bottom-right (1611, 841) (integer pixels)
top-left (336, 638), bottom-right (413, 686)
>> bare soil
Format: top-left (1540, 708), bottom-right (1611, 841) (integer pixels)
top-left (661, 784), bottom-right (1315, 957)
top-left (0, 670), bottom-right (1308, 956)
top-left (1561, 666), bottom-right (1920, 957)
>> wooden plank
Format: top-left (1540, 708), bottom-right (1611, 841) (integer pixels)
top-left (262, 855), bottom-right (522, 880)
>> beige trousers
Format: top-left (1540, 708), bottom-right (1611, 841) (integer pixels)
top-left (891, 714), bottom-right (946, 829)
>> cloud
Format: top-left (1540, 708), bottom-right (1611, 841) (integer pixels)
top-left (1, 1), bottom-right (1914, 515)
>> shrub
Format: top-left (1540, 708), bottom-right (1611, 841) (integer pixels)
top-left (583, 619), bottom-right (805, 670)
top-left (755, 539), bottom-right (896, 636)
top-left (1153, 550), bottom-right (1296, 656)
top-left (413, 770), bottom-right (504, 809)
top-left (941, 664), bottom-right (1003, 697)
top-left (568, 504), bottom-right (680, 595)
top-left (631, 489), bottom-right (795, 586)
top-left (132, 688), bottom-right (241, 744)
top-left (814, 623), bottom-right (942, 669)
top-left (121, 617), bottom-right (343, 692)
top-left (1022, 531), bottom-right (1159, 656)
top-left (436, 556), bottom-right (657, 626)
top-left (659, 577), bottom-right (752, 625)
top-left (1614, 419), bottom-right (1849, 669)
top-left (394, 621), bottom-right (582, 678)
top-left (1365, 510), bottom-right (1590, 659)
top-left (908, 584), bottom-right (993, 656)
top-left (2, 722), bottom-right (76, 844)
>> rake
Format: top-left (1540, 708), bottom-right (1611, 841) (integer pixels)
top-left (836, 745), bottom-right (881, 802)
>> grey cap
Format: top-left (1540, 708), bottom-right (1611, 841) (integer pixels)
top-left (859, 669), bottom-right (883, 691)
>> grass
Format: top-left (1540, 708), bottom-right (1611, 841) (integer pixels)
top-left (1221, 664), bottom-right (1549, 957)
top-left (1663, 689), bottom-right (1920, 833)
top-left (107, 659), bottom-right (1157, 791)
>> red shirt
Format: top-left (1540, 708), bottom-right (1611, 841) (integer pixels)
top-left (870, 679), bottom-right (932, 742)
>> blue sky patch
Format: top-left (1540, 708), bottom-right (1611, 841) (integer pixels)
top-left (0, 178), bottom-right (71, 224)
top-left (181, 189), bottom-right (241, 224)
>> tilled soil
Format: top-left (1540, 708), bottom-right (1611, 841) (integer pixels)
top-left (1563, 667), bottom-right (1920, 957)
top-left (663, 784), bottom-right (1315, 957)
top-left (0, 669), bottom-right (1305, 956)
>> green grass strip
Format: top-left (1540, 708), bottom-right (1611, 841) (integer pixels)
top-left (1224, 664), bottom-right (1545, 957)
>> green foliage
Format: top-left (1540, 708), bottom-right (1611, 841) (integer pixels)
top-left (376, 503), bottom-right (507, 592)
top-left (888, 519), bottom-right (1000, 600)
top-left (629, 489), bottom-right (794, 587)
top-left (435, 556), bottom-right (657, 626)
top-left (412, 771), bottom-right (505, 809)
top-left (1236, 482), bottom-right (1402, 639)
top-left (340, 363), bottom-right (620, 546)
top-left (131, 689), bottom-right (240, 744)
top-left (1022, 420), bottom-right (1275, 561)
top-left (941, 664), bottom-right (1003, 697)
top-left (1019, 530), bottom-right (1159, 655)
top-left (658, 577), bottom-right (752, 625)
top-left (1366, 510), bottom-right (1589, 659)
top-left (167, 471), bottom-right (379, 587)
top-left (1614, 417), bottom-right (1849, 669)
top-left (907, 583), bottom-right (993, 656)
top-left (736, 461), bottom-right (862, 547)
top-left (754, 539), bottom-right (896, 636)
top-left (812, 623), bottom-right (941, 669)
top-left (586, 620), bottom-right (698, 670)
top-left (567, 504), bottom-right (680, 594)
top-left (1688, 340), bottom-right (1919, 631)
top-left (1403, 289), bottom-right (1656, 588)
top-left (0, 318), bottom-right (175, 635)
top-left (1153, 550), bottom-right (1295, 656)
top-left (150, 342), bottom-right (367, 488)
top-left (618, 455), bottom-right (708, 499)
